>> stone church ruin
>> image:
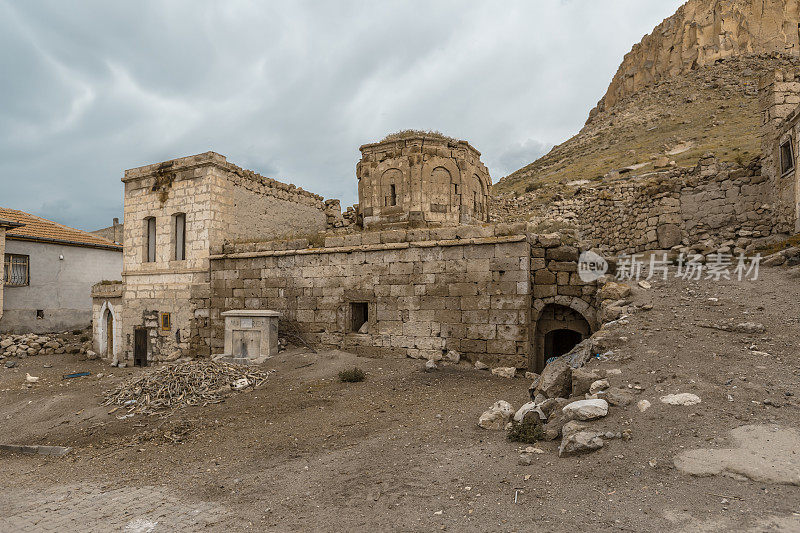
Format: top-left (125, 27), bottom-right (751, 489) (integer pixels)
top-left (93, 134), bottom-right (601, 371)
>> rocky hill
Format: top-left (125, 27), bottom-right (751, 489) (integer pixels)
top-left (494, 0), bottom-right (800, 197)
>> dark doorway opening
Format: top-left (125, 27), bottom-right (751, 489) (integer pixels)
top-left (350, 302), bottom-right (368, 332)
top-left (134, 328), bottom-right (148, 367)
top-left (544, 329), bottom-right (583, 364)
top-left (532, 303), bottom-right (592, 372)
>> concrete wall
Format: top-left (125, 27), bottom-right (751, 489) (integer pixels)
top-left (0, 240), bottom-right (122, 333)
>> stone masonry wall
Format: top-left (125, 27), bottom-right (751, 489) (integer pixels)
top-left (117, 152), bottom-right (332, 363)
top-left (761, 68), bottom-right (800, 233)
top-left (0, 227), bottom-right (5, 321)
top-left (212, 160), bottom-right (327, 244)
top-left (209, 225), bottom-right (598, 369)
top-left (357, 136), bottom-right (491, 228)
top-left (540, 155), bottom-right (773, 255)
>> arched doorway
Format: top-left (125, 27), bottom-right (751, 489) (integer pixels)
top-left (532, 304), bottom-right (591, 372)
top-left (98, 301), bottom-right (117, 361)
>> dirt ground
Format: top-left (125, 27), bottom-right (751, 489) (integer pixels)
top-left (0, 268), bottom-right (799, 532)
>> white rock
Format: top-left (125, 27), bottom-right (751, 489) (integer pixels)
top-left (25, 373), bottom-right (39, 383)
top-left (424, 359), bottom-right (437, 372)
top-left (513, 401), bottom-right (545, 423)
top-left (562, 399), bottom-right (609, 421)
top-left (478, 400), bottom-right (515, 430)
top-left (523, 446), bottom-right (545, 454)
top-left (491, 367), bottom-right (516, 379)
top-left (637, 399), bottom-right (651, 412)
top-left (589, 379), bottom-right (610, 394)
top-left (638, 280), bottom-right (652, 289)
top-left (445, 350), bottom-right (460, 363)
top-left (660, 393), bottom-right (701, 406)
top-left (606, 368), bottom-right (622, 375)
top-left (474, 360), bottom-right (489, 370)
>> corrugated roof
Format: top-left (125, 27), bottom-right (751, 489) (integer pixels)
top-left (0, 207), bottom-right (122, 251)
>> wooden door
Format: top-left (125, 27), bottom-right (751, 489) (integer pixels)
top-left (105, 312), bottom-right (114, 357)
top-left (134, 328), bottom-right (148, 367)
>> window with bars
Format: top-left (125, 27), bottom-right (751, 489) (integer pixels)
top-left (3, 254), bottom-right (29, 286)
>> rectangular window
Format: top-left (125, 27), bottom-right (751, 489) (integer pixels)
top-left (780, 139), bottom-right (795, 175)
top-left (174, 213), bottom-right (186, 261)
top-left (386, 184), bottom-right (397, 207)
top-left (3, 254), bottom-right (29, 286)
top-left (145, 217), bottom-right (156, 262)
top-left (350, 302), bottom-right (368, 332)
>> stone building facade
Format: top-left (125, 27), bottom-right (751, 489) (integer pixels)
top-left (209, 225), bottom-right (598, 371)
top-left (98, 139), bottom-right (603, 372)
top-left (116, 152), bottom-right (328, 363)
top-left (761, 68), bottom-right (800, 233)
top-left (357, 135), bottom-right (490, 228)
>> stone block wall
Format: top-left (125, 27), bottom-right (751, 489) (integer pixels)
top-left (357, 136), bottom-right (491, 228)
top-left (541, 156), bottom-right (774, 254)
top-left (209, 226), bottom-right (598, 369)
top-left (116, 152), bottom-right (333, 363)
top-left (761, 69), bottom-right (800, 233)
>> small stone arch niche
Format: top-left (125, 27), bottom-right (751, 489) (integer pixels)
top-left (532, 303), bottom-right (592, 373)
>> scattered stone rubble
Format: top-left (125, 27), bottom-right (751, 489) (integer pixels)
top-left (476, 280), bottom-right (650, 458)
top-left (0, 331), bottom-right (93, 362)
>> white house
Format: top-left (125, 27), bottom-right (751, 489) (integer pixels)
top-left (0, 207), bottom-right (123, 334)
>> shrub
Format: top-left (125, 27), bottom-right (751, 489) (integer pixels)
top-left (507, 419), bottom-right (545, 444)
top-left (524, 182), bottom-right (543, 193)
top-left (338, 367), bottom-right (366, 383)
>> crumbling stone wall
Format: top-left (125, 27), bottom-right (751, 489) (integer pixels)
top-left (213, 160), bottom-right (327, 243)
top-left (357, 136), bottom-right (491, 228)
top-left (538, 156), bottom-right (773, 254)
top-left (209, 225), bottom-right (598, 369)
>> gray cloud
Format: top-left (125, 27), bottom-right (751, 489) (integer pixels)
top-left (0, 0), bottom-right (683, 230)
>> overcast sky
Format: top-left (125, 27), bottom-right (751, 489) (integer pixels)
top-left (0, 0), bottom-right (683, 231)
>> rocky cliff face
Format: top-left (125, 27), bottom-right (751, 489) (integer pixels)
top-left (495, 0), bottom-right (800, 196)
top-left (593, 0), bottom-right (800, 115)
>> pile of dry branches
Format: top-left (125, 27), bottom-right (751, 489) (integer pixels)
top-left (102, 361), bottom-right (271, 416)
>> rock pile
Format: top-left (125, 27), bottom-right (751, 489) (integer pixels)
top-left (480, 319), bottom-right (641, 458)
top-left (0, 332), bottom-right (92, 360)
